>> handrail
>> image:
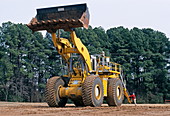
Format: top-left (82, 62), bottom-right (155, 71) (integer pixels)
top-left (109, 62), bottom-right (121, 72)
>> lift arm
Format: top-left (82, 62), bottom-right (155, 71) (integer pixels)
top-left (70, 31), bottom-right (92, 72)
top-left (51, 31), bottom-right (92, 72)
top-left (51, 33), bottom-right (71, 63)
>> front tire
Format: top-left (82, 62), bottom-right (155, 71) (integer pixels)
top-left (82, 75), bottom-right (103, 107)
top-left (106, 78), bottom-right (124, 106)
top-left (45, 76), bottom-right (67, 107)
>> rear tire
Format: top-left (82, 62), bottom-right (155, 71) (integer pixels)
top-left (106, 78), bottom-right (124, 106)
top-left (45, 76), bottom-right (67, 107)
top-left (82, 75), bottom-right (103, 107)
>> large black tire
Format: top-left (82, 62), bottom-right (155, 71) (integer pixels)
top-left (45, 76), bottom-right (67, 107)
top-left (82, 75), bottom-right (103, 107)
top-left (106, 78), bottom-right (124, 106)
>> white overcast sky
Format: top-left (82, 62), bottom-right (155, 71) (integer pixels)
top-left (0, 0), bottom-right (170, 38)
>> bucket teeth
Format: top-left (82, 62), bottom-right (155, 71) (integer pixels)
top-left (58, 19), bottom-right (64, 23)
top-left (71, 19), bottom-right (76, 22)
top-left (41, 21), bottom-right (46, 24)
top-left (65, 19), bottom-right (68, 23)
top-left (53, 20), bottom-right (57, 23)
top-left (27, 18), bottom-right (85, 32)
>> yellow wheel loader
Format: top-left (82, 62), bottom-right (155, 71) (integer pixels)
top-left (27, 3), bottom-right (131, 107)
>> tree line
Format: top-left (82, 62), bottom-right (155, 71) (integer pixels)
top-left (0, 22), bottom-right (170, 103)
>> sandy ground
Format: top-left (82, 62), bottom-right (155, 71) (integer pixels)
top-left (0, 102), bottom-right (170, 116)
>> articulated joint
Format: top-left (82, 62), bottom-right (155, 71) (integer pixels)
top-left (59, 87), bottom-right (82, 99)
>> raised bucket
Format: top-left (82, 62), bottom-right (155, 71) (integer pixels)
top-left (27, 3), bottom-right (90, 32)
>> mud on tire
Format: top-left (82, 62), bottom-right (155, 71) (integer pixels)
top-left (45, 76), bottom-right (67, 107)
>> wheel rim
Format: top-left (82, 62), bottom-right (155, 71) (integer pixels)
top-left (117, 86), bottom-right (121, 100)
top-left (95, 84), bottom-right (101, 100)
top-left (56, 85), bottom-right (62, 98)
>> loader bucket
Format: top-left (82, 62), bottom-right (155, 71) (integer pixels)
top-left (27, 3), bottom-right (90, 32)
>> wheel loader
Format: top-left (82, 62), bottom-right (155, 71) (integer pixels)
top-left (27, 3), bottom-right (131, 107)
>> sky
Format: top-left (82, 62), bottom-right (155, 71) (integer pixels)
top-left (0, 0), bottom-right (170, 38)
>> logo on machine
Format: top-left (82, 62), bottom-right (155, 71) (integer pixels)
top-left (58, 8), bottom-right (65, 11)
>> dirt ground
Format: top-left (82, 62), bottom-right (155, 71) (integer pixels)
top-left (0, 102), bottom-right (170, 116)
